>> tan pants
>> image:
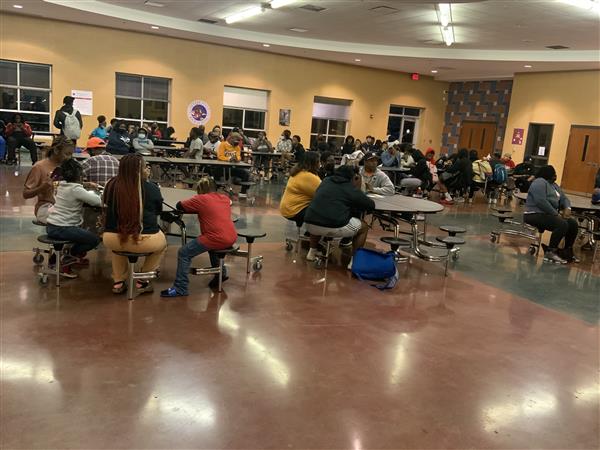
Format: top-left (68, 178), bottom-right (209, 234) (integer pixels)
top-left (103, 231), bottom-right (167, 282)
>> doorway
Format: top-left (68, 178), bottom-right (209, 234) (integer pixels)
top-left (458, 121), bottom-right (497, 157)
top-left (561, 125), bottom-right (600, 193)
top-left (524, 123), bottom-right (554, 168)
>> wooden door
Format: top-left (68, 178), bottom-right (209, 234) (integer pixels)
top-left (562, 126), bottom-right (600, 193)
top-left (458, 121), bottom-right (497, 157)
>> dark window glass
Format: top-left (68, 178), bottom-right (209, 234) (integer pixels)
top-left (389, 105), bottom-right (403, 115)
top-left (401, 120), bottom-right (416, 143)
top-left (244, 110), bottom-right (265, 130)
top-left (143, 100), bottom-right (168, 121)
top-left (222, 108), bottom-right (243, 128)
top-left (20, 112), bottom-right (50, 132)
top-left (387, 116), bottom-right (402, 137)
top-left (0, 60), bottom-right (18, 86)
top-left (143, 77), bottom-right (169, 101)
top-left (311, 118), bottom-right (327, 135)
top-left (244, 130), bottom-right (260, 139)
top-left (20, 89), bottom-right (50, 112)
top-left (327, 136), bottom-right (344, 149)
top-left (116, 74), bottom-right (142, 98)
top-left (328, 120), bottom-right (346, 136)
top-left (20, 64), bottom-right (50, 89)
top-left (404, 107), bottom-right (420, 117)
top-left (115, 97), bottom-right (141, 119)
top-left (0, 87), bottom-right (17, 109)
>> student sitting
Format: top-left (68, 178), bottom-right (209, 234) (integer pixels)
top-left (318, 151), bottom-right (335, 179)
top-left (106, 121), bottom-right (132, 155)
top-left (161, 176), bottom-right (237, 297)
top-left (81, 137), bottom-right (119, 185)
top-left (23, 136), bottom-right (74, 223)
top-left (102, 154), bottom-right (167, 294)
top-left (304, 165), bottom-right (375, 269)
top-left (399, 147), bottom-right (415, 169)
top-left (360, 152), bottom-right (395, 196)
top-left (292, 135), bottom-right (305, 164)
top-left (132, 128), bottom-right (154, 155)
top-left (5, 113), bottom-right (38, 165)
top-left (381, 143), bottom-right (400, 167)
top-left (524, 165), bottom-right (579, 264)
top-left (252, 131), bottom-right (273, 173)
top-left (187, 127), bottom-right (204, 160)
top-left (502, 153), bottom-right (515, 169)
top-left (217, 132), bottom-right (251, 196)
top-left (513, 156), bottom-right (535, 192)
top-left (593, 168), bottom-right (600, 205)
top-left (469, 149), bottom-right (493, 201)
top-left (46, 159), bottom-right (102, 276)
top-left (203, 132), bottom-right (220, 159)
top-left (90, 115), bottom-right (108, 140)
top-left (437, 148), bottom-right (472, 205)
top-left (410, 149), bottom-right (434, 191)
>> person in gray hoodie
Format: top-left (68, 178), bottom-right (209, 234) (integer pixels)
top-left (360, 152), bottom-right (395, 196)
top-left (132, 128), bottom-right (154, 155)
top-left (524, 165), bottom-right (579, 264)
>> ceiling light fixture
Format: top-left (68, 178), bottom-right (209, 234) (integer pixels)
top-left (263, 43), bottom-right (271, 47)
top-left (151, 25), bottom-right (160, 29)
top-left (441, 26), bottom-right (455, 46)
top-left (225, 5), bottom-right (264, 24)
top-left (354, 58), bottom-right (361, 62)
top-left (559, 0), bottom-right (600, 12)
top-left (144, 0), bottom-right (164, 7)
top-left (524, 64), bottom-right (532, 68)
top-left (431, 69), bottom-right (438, 73)
top-left (270, 0), bottom-right (297, 8)
top-left (289, 28), bottom-right (308, 32)
top-left (13, 4), bottom-right (24, 8)
top-left (436, 3), bottom-right (455, 46)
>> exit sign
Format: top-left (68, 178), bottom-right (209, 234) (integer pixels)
top-left (411, 73), bottom-right (420, 80)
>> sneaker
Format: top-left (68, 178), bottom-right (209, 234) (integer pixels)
top-left (160, 287), bottom-right (188, 298)
top-left (339, 237), bottom-right (353, 248)
top-left (60, 266), bottom-right (78, 279)
top-left (347, 257), bottom-right (353, 270)
top-left (208, 275), bottom-right (229, 289)
top-left (543, 251), bottom-right (567, 264)
top-left (558, 248), bottom-right (581, 264)
top-left (440, 199), bottom-right (454, 206)
top-left (455, 197), bottom-right (465, 203)
top-left (306, 248), bottom-right (322, 261)
top-left (239, 193), bottom-right (248, 198)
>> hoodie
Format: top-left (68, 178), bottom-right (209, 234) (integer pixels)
top-left (106, 129), bottom-right (132, 155)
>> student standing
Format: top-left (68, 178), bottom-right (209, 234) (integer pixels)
top-left (53, 96), bottom-right (83, 143)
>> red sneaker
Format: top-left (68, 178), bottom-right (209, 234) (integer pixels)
top-left (440, 199), bottom-right (454, 206)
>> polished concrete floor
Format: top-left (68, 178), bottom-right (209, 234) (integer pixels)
top-left (1, 162), bottom-right (599, 449)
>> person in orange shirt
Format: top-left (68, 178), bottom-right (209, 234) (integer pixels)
top-left (217, 132), bottom-right (251, 196)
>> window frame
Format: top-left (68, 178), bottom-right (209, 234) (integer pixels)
top-left (114, 73), bottom-right (170, 128)
top-left (387, 105), bottom-right (421, 145)
top-left (310, 117), bottom-right (348, 147)
top-left (0, 59), bottom-right (52, 132)
top-left (222, 106), bottom-right (267, 138)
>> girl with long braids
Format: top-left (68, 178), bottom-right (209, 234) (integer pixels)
top-left (103, 154), bottom-right (167, 294)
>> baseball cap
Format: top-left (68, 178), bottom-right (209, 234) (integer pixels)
top-left (86, 137), bottom-right (106, 149)
top-left (364, 151), bottom-right (379, 161)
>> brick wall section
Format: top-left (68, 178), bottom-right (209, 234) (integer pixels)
top-left (442, 80), bottom-right (513, 154)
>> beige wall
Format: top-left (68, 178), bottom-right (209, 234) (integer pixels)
top-left (502, 70), bottom-right (600, 182)
top-left (0, 13), bottom-right (448, 148)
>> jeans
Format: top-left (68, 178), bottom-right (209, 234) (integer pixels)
top-left (46, 224), bottom-right (101, 256)
top-left (7, 134), bottom-right (38, 164)
top-left (524, 213), bottom-right (578, 250)
top-left (174, 238), bottom-right (221, 295)
top-left (0, 136), bottom-right (6, 160)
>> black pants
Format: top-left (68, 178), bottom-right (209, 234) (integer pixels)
top-left (524, 213), bottom-right (578, 250)
top-left (231, 167), bottom-right (251, 193)
top-left (7, 134), bottom-right (38, 164)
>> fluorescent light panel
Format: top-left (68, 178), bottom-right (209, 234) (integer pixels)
top-left (559, 0), bottom-right (600, 11)
top-left (437, 3), bottom-right (451, 27)
top-left (225, 5), bottom-right (264, 24)
top-left (442, 26), bottom-right (454, 46)
top-left (270, 0), bottom-right (297, 8)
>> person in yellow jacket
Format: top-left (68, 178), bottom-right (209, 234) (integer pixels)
top-left (217, 132), bottom-right (251, 196)
top-left (280, 152), bottom-right (322, 260)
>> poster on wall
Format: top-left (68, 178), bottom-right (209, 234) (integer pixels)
top-left (187, 100), bottom-right (211, 125)
top-left (71, 89), bottom-right (93, 116)
top-left (511, 128), bottom-right (524, 145)
top-left (279, 108), bottom-right (291, 126)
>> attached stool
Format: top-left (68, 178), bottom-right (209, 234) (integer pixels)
top-left (438, 225), bottom-right (466, 261)
top-left (238, 182), bottom-right (256, 205)
top-left (436, 236), bottom-right (466, 276)
top-left (490, 211), bottom-right (542, 255)
top-left (380, 236), bottom-right (410, 263)
top-left (314, 237), bottom-right (343, 269)
top-left (191, 244), bottom-right (239, 292)
top-left (37, 235), bottom-right (73, 286)
top-left (285, 226), bottom-right (310, 254)
top-left (233, 229), bottom-right (266, 273)
top-left (113, 251), bottom-right (158, 300)
top-left (592, 231), bottom-right (600, 263)
top-left (32, 220), bottom-right (47, 264)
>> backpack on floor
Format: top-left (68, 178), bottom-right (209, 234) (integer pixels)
top-left (493, 164), bottom-right (508, 184)
top-left (351, 247), bottom-right (399, 290)
top-left (63, 110), bottom-right (81, 140)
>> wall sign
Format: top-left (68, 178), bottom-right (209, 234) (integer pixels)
top-left (187, 100), bottom-right (211, 125)
top-left (71, 89), bottom-right (93, 116)
top-left (279, 108), bottom-right (291, 126)
top-left (511, 128), bottom-right (524, 145)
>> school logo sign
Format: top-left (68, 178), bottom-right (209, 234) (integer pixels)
top-left (187, 100), bottom-right (211, 125)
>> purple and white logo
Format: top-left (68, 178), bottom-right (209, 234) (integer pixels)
top-left (187, 100), bottom-right (211, 125)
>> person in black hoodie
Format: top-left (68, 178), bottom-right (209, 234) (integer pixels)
top-left (341, 135), bottom-right (355, 155)
top-left (304, 165), bottom-right (375, 268)
top-left (106, 121), bottom-right (132, 155)
top-left (437, 148), bottom-right (472, 204)
top-left (53, 96), bottom-right (83, 141)
top-left (410, 149), bottom-right (433, 191)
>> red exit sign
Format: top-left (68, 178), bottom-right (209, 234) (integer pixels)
top-left (411, 73), bottom-right (420, 80)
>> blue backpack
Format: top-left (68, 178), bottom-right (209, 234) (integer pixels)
top-left (351, 248), bottom-right (399, 290)
top-left (493, 164), bottom-right (508, 184)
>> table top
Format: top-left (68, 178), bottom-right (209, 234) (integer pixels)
top-left (250, 151), bottom-right (284, 157)
top-left (380, 166), bottom-right (411, 172)
top-left (164, 157), bottom-right (251, 167)
top-left (516, 191), bottom-right (600, 211)
top-left (368, 194), bottom-right (444, 213)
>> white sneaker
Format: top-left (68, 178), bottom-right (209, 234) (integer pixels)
top-left (306, 248), bottom-right (321, 261)
top-left (347, 257), bottom-right (353, 270)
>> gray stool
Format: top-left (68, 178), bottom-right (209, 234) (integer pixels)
top-left (439, 225), bottom-right (466, 237)
top-left (32, 220), bottom-right (47, 264)
top-left (238, 181), bottom-right (256, 205)
top-left (113, 251), bottom-right (158, 300)
top-left (234, 230), bottom-right (266, 273)
top-left (191, 245), bottom-right (239, 292)
top-left (380, 236), bottom-right (410, 263)
top-left (436, 236), bottom-right (466, 276)
top-left (37, 235), bottom-right (73, 286)
top-left (314, 237), bottom-right (342, 269)
top-left (285, 226), bottom-right (310, 253)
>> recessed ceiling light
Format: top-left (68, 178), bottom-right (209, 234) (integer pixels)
top-left (13, 4), bottom-right (24, 8)
top-left (225, 6), bottom-right (264, 24)
top-left (263, 43), bottom-right (271, 47)
top-left (290, 28), bottom-right (308, 32)
top-left (524, 64), bottom-right (532, 68)
top-left (431, 70), bottom-right (438, 73)
top-left (144, 1), bottom-right (164, 6)
top-left (151, 26), bottom-right (160, 29)
top-left (354, 58), bottom-right (361, 62)
top-left (270, 0), bottom-right (296, 8)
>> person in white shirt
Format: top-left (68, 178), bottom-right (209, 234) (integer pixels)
top-left (203, 132), bottom-right (220, 159)
top-left (187, 127), bottom-right (204, 160)
top-left (46, 159), bottom-right (102, 270)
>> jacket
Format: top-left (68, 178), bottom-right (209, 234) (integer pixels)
top-left (446, 157), bottom-right (472, 189)
top-left (106, 130), bottom-right (132, 155)
top-left (359, 167), bottom-right (395, 196)
top-left (381, 151), bottom-right (399, 167)
top-left (305, 171), bottom-right (375, 228)
top-left (525, 178), bottom-right (571, 216)
top-left (5, 122), bottom-right (33, 137)
top-left (133, 137), bottom-right (154, 154)
top-left (341, 143), bottom-right (354, 155)
top-left (53, 105), bottom-right (83, 133)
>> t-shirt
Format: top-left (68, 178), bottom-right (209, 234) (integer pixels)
top-left (280, 171), bottom-right (321, 218)
top-left (217, 141), bottom-right (240, 161)
top-left (104, 180), bottom-right (163, 235)
top-left (23, 158), bottom-right (59, 214)
top-left (180, 193), bottom-right (237, 249)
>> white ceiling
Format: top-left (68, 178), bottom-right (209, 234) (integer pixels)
top-left (2, 0), bottom-right (600, 80)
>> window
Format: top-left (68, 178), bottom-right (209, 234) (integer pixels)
top-left (0, 60), bottom-right (51, 132)
top-left (115, 73), bottom-right (170, 130)
top-left (310, 97), bottom-right (352, 149)
top-left (387, 105), bottom-right (421, 144)
top-left (222, 86), bottom-right (268, 139)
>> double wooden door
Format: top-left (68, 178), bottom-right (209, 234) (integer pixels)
top-left (458, 121), bottom-right (497, 157)
top-left (561, 126), bottom-right (600, 193)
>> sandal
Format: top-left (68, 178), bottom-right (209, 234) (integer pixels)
top-left (112, 281), bottom-right (126, 294)
top-left (136, 280), bottom-right (154, 294)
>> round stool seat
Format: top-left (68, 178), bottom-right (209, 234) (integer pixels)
top-left (213, 244), bottom-right (240, 257)
top-left (37, 235), bottom-right (71, 246)
top-left (114, 251), bottom-right (154, 258)
top-left (231, 214), bottom-right (240, 223)
top-left (400, 178), bottom-right (422, 188)
top-left (493, 208), bottom-right (512, 214)
top-left (380, 236), bottom-right (411, 247)
top-left (492, 212), bottom-right (513, 220)
top-left (436, 236), bottom-right (465, 246)
top-left (238, 181), bottom-right (256, 186)
top-left (237, 229), bottom-right (267, 242)
top-left (32, 220), bottom-right (46, 227)
top-left (439, 225), bottom-right (466, 235)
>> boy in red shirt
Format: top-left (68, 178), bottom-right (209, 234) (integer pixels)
top-left (161, 176), bottom-right (237, 297)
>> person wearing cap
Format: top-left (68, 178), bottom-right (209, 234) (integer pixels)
top-left (360, 152), bottom-right (395, 196)
top-left (53, 95), bottom-right (83, 138)
top-left (82, 137), bottom-right (119, 185)
top-left (217, 132), bottom-right (251, 196)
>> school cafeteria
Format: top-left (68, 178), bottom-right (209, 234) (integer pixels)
top-left (1, 1), bottom-right (599, 449)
